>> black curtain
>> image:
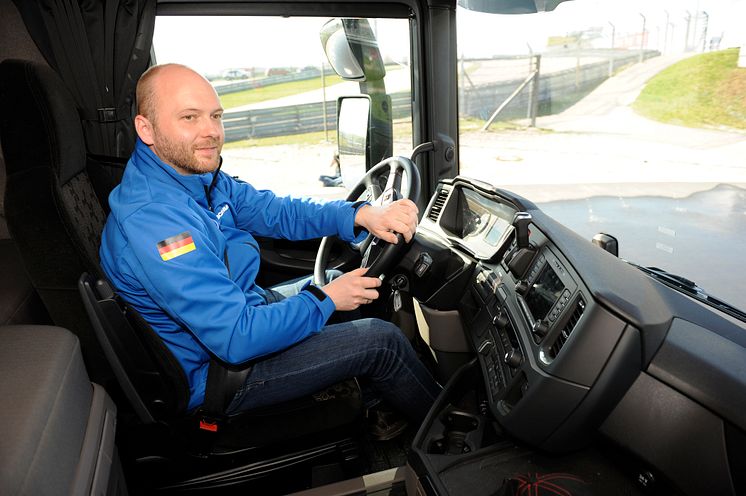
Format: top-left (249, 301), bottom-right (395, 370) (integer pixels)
top-left (13, 0), bottom-right (156, 159)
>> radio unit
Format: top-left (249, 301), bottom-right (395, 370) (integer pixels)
top-left (517, 248), bottom-right (577, 343)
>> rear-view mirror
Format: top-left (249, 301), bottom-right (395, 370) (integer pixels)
top-left (320, 18), bottom-right (386, 82)
top-left (337, 96), bottom-right (370, 188)
top-left (458, 0), bottom-right (571, 14)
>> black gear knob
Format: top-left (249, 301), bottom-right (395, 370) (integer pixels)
top-left (512, 212), bottom-right (532, 249)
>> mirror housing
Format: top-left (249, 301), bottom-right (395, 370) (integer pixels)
top-left (336, 96), bottom-right (371, 188)
top-left (458, 0), bottom-right (571, 14)
top-left (320, 18), bottom-right (386, 82)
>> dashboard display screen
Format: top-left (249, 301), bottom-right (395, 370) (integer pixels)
top-left (458, 188), bottom-right (516, 258)
top-left (525, 265), bottom-right (565, 321)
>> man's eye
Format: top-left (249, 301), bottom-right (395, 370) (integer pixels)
top-left (213, 114), bottom-right (223, 120)
top-left (183, 115), bottom-right (196, 121)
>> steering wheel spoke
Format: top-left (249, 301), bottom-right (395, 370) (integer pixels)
top-left (314, 156), bottom-right (421, 285)
top-left (383, 161), bottom-right (403, 201)
top-left (366, 184), bottom-right (384, 206)
top-left (350, 232), bottom-right (374, 255)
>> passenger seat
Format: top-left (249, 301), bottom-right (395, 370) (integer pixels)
top-left (0, 325), bottom-right (127, 495)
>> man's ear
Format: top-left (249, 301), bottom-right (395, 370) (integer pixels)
top-left (134, 115), bottom-right (155, 145)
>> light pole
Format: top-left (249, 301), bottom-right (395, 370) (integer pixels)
top-left (684, 10), bottom-right (691, 51)
top-left (701, 11), bottom-right (709, 52)
top-left (664, 10), bottom-right (670, 53)
top-left (692, 4), bottom-right (700, 51)
top-left (639, 13), bottom-right (647, 63)
top-left (608, 21), bottom-right (616, 76)
top-left (669, 23), bottom-right (676, 53)
top-left (321, 58), bottom-right (328, 142)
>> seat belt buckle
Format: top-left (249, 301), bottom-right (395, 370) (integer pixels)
top-left (198, 417), bottom-right (219, 432)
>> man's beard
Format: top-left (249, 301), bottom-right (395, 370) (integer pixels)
top-left (153, 130), bottom-right (222, 174)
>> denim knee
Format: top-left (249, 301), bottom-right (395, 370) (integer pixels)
top-left (357, 318), bottom-right (413, 357)
top-left (358, 318), bottom-right (406, 342)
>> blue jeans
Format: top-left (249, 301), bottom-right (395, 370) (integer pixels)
top-left (226, 274), bottom-right (442, 422)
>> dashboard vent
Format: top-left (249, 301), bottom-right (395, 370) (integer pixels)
top-left (427, 188), bottom-right (449, 222)
top-left (549, 298), bottom-right (585, 359)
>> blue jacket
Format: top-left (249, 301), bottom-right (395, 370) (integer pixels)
top-left (100, 140), bottom-right (366, 410)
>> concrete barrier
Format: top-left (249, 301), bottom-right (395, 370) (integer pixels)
top-left (223, 93), bottom-right (411, 142)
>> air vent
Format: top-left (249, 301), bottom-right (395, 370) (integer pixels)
top-left (549, 298), bottom-right (585, 359)
top-left (427, 188), bottom-right (449, 222)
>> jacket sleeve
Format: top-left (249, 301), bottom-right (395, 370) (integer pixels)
top-left (224, 177), bottom-right (368, 243)
top-left (119, 203), bottom-right (336, 365)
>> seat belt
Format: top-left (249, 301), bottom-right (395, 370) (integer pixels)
top-left (198, 360), bottom-right (251, 432)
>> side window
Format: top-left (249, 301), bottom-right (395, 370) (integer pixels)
top-left (152, 16), bottom-right (412, 199)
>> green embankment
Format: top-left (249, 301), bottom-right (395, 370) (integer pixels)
top-left (634, 48), bottom-right (746, 130)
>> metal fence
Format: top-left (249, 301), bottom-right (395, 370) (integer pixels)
top-left (461, 50), bottom-right (660, 122)
top-left (222, 50), bottom-right (660, 142)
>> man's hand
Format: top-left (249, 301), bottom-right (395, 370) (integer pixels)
top-left (355, 199), bottom-right (419, 244)
top-left (322, 267), bottom-right (382, 311)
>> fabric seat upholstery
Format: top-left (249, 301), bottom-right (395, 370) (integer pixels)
top-left (0, 58), bottom-right (111, 382)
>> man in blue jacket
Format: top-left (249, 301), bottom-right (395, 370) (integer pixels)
top-left (100, 64), bottom-right (440, 433)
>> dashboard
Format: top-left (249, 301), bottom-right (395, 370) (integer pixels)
top-left (401, 176), bottom-right (746, 496)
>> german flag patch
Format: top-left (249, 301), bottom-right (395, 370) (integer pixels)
top-left (157, 232), bottom-right (196, 261)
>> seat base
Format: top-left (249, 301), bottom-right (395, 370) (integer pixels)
top-left (116, 379), bottom-right (364, 493)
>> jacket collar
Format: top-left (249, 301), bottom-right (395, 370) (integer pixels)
top-left (132, 138), bottom-right (215, 204)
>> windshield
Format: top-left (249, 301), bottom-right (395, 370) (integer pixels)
top-left (456, 0), bottom-right (746, 312)
top-left (152, 5), bottom-right (746, 314)
top-left (152, 15), bottom-right (412, 199)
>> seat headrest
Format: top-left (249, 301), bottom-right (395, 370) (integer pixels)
top-left (0, 59), bottom-right (86, 185)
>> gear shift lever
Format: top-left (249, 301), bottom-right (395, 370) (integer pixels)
top-left (507, 212), bottom-right (535, 279)
top-left (512, 212), bottom-right (532, 249)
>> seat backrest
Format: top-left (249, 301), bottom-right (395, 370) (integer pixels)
top-left (78, 272), bottom-right (189, 422)
top-left (0, 59), bottom-right (111, 382)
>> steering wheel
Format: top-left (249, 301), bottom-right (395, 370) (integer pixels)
top-left (314, 156), bottom-right (421, 285)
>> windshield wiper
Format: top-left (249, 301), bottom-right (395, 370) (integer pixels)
top-left (631, 264), bottom-right (746, 322)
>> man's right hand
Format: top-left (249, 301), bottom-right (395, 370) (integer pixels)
top-left (322, 267), bottom-right (382, 311)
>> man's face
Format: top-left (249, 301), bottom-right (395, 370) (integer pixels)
top-left (138, 68), bottom-right (225, 175)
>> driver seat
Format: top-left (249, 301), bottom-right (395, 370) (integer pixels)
top-left (78, 272), bottom-right (363, 489)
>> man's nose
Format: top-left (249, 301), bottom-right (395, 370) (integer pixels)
top-left (201, 116), bottom-right (223, 138)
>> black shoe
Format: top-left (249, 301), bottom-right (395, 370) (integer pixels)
top-left (367, 405), bottom-right (409, 441)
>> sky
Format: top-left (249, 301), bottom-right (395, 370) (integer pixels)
top-left (153, 16), bottom-right (409, 75)
top-left (152, 0), bottom-right (745, 75)
top-left (457, 0), bottom-right (745, 56)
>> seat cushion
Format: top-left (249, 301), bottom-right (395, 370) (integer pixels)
top-left (0, 325), bottom-right (92, 495)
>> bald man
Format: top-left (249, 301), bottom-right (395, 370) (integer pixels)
top-left (99, 64), bottom-right (440, 435)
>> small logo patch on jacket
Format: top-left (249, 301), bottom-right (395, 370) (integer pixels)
top-left (157, 232), bottom-right (196, 261)
top-left (216, 204), bottom-right (229, 220)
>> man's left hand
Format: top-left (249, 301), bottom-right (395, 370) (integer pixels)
top-left (354, 199), bottom-right (419, 244)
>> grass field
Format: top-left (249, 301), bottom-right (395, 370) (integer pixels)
top-left (633, 48), bottom-right (746, 130)
top-left (219, 74), bottom-right (345, 109)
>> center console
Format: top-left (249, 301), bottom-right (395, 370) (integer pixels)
top-left (404, 177), bottom-right (649, 495)
top-left (399, 176), bottom-right (746, 496)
